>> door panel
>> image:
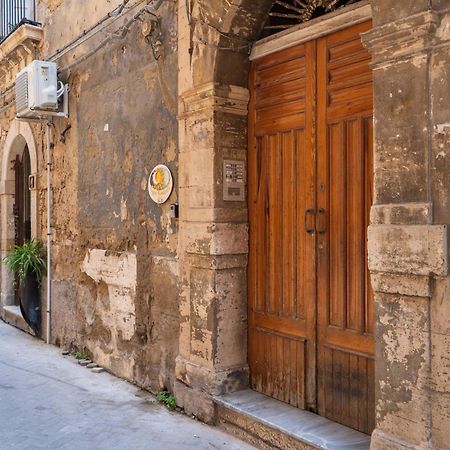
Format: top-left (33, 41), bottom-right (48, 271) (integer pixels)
top-left (248, 21), bottom-right (374, 435)
top-left (316, 22), bottom-right (374, 434)
top-left (248, 42), bottom-right (316, 410)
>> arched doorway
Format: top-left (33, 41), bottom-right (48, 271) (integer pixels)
top-left (176, 0), bottom-right (375, 433)
top-left (0, 120), bottom-right (39, 332)
top-left (12, 145), bottom-right (32, 305)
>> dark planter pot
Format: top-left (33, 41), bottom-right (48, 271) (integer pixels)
top-left (19, 271), bottom-right (41, 336)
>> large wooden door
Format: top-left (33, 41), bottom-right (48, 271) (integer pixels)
top-left (248, 22), bottom-right (374, 434)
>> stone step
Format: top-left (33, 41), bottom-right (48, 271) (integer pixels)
top-left (215, 389), bottom-right (371, 450)
top-left (2, 305), bottom-right (34, 336)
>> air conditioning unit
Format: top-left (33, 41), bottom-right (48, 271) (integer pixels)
top-left (16, 60), bottom-right (68, 120)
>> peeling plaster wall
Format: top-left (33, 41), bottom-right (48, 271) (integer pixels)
top-left (0, 0), bottom-right (180, 394)
top-left (52, 0), bottom-right (179, 393)
top-left (364, 2), bottom-right (450, 449)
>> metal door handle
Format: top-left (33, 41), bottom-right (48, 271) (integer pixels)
top-left (304, 208), bottom-right (315, 234)
top-left (317, 208), bottom-right (327, 234)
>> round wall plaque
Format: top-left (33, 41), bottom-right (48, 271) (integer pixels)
top-left (148, 164), bottom-right (173, 204)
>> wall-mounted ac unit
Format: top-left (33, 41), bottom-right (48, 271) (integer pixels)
top-left (16, 60), bottom-right (69, 120)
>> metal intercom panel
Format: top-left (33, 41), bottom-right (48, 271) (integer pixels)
top-left (223, 159), bottom-right (245, 201)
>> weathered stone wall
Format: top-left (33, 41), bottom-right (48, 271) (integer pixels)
top-left (49, 0), bottom-right (179, 393)
top-left (0, 0), bottom-right (180, 394)
top-left (0, 2), bottom-right (448, 448)
top-left (363, 1), bottom-right (450, 448)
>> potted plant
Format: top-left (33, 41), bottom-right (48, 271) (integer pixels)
top-left (3, 239), bottom-right (46, 335)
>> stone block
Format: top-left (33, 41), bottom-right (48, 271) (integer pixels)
top-left (184, 222), bottom-right (248, 256)
top-left (368, 224), bottom-right (448, 276)
top-left (431, 391), bottom-right (450, 450)
top-left (370, 203), bottom-right (432, 225)
top-left (430, 331), bottom-right (450, 393)
top-left (174, 380), bottom-right (216, 424)
top-left (375, 293), bottom-right (431, 446)
top-left (215, 268), bottom-right (247, 370)
top-left (371, 273), bottom-right (431, 297)
top-left (370, 1), bottom-right (431, 27)
top-left (431, 277), bottom-right (450, 335)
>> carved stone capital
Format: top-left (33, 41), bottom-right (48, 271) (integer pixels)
top-left (179, 82), bottom-right (249, 118)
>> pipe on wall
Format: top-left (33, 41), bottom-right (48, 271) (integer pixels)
top-left (46, 119), bottom-right (52, 344)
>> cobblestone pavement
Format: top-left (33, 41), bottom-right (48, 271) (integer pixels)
top-left (0, 321), bottom-right (254, 450)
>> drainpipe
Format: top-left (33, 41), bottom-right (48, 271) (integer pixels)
top-left (46, 119), bottom-right (52, 344)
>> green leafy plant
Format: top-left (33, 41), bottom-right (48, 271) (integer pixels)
top-left (3, 239), bottom-right (46, 283)
top-left (74, 350), bottom-right (90, 360)
top-left (156, 390), bottom-right (177, 410)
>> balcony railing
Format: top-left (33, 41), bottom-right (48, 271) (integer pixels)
top-left (0, 0), bottom-right (36, 41)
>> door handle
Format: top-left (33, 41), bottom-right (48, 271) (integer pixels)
top-left (304, 208), bottom-right (315, 234)
top-left (317, 208), bottom-right (327, 235)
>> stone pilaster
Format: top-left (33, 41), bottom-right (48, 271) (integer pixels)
top-left (363, 2), bottom-right (449, 449)
top-left (175, 82), bottom-right (250, 423)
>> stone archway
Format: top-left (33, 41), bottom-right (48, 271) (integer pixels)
top-left (176, 2), bottom-right (449, 449)
top-left (176, 0), bottom-right (377, 424)
top-left (0, 120), bottom-right (39, 310)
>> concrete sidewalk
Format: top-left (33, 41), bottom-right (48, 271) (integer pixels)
top-left (0, 321), bottom-right (254, 450)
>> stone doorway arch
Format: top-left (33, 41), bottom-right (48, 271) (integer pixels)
top-left (176, 0), bottom-right (376, 421)
top-left (176, 2), bottom-right (449, 449)
top-left (0, 120), bottom-right (39, 311)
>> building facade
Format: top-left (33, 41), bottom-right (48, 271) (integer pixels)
top-left (0, 1), bottom-right (448, 449)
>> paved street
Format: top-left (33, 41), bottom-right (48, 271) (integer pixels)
top-left (0, 321), bottom-right (254, 450)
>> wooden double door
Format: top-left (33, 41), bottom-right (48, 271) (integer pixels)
top-left (248, 22), bottom-right (375, 434)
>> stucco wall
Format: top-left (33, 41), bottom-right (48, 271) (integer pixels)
top-left (0, 0), bottom-right (180, 393)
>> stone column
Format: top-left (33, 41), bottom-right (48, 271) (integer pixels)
top-left (174, 1), bottom-right (253, 423)
top-left (363, 2), bottom-right (449, 449)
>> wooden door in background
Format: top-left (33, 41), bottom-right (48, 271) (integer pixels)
top-left (248, 21), bottom-right (374, 434)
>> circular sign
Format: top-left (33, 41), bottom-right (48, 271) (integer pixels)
top-left (148, 164), bottom-right (173, 204)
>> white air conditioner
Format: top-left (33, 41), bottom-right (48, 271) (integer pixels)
top-left (16, 60), bottom-right (69, 120)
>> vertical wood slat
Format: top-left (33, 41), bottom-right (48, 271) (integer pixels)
top-left (296, 128), bottom-right (307, 321)
top-left (329, 122), bottom-right (346, 328)
top-left (255, 136), bottom-right (267, 314)
top-left (323, 346), bottom-right (374, 433)
top-left (358, 355), bottom-right (368, 432)
top-left (268, 133), bottom-right (281, 315)
top-left (251, 329), bottom-right (305, 408)
top-left (347, 118), bottom-right (365, 332)
top-left (282, 131), bottom-right (297, 318)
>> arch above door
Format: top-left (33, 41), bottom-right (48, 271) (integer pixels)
top-left (0, 120), bottom-right (39, 308)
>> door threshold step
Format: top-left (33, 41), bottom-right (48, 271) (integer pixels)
top-left (215, 389), bottom-right (370, 450)
top-left (2, 305), bottom-right (34, 336)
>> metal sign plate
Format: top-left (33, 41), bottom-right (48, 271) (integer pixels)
top-left (223, 159), bottom-right (245, 201)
